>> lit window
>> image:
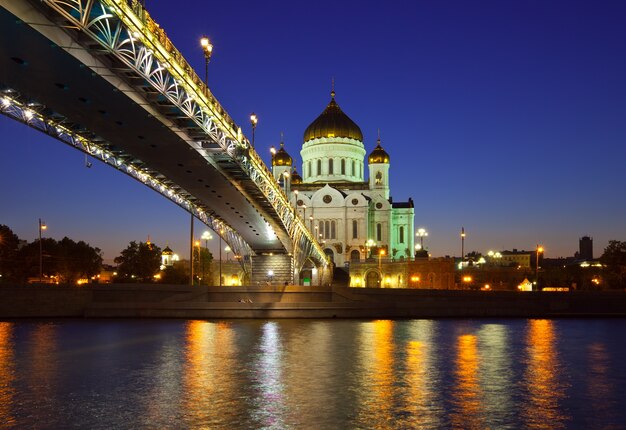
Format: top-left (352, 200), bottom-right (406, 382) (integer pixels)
top-left (375, 171), bottom-right (382, 185)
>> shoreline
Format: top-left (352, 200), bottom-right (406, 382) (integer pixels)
top-left (1, 284), bottom-right (625, 319)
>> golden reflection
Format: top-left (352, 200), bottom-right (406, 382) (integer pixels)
top-left (523, 319), bottom-right (566, 429)
top-left (29, 323), bottom-right (58, 393)
top-left (451, 334), bottom-right (484, 429)
top-left (0, 323), bottom-right (15, 426)
top-left (356, 320), bottom-right (395, 427)
top-left (183, 320), bottom-right (236, 426)
top-left (406, 340), bottom-right (433, 426)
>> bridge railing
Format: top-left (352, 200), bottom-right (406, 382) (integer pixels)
top-left (39, 0), bottom-right (330, 269)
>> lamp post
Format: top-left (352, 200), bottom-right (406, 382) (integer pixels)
top-left (267, 269), bottom-right (274, 285)
top-left (366, 239), bottom-right (375, 259)
top-left (219, 228), bottom-right (223, 287)
top-left (201, 230), bottom-right (212, 284)
top-left (536, 244), bottom-right (544, 287)
top-left (416, 228), bottom-right (428, 248)
top-left (378, 248), bottom-right (386, 286)
top-left (38, 218), bottom-right (47, 283)
top-left (194, 240), bottom-right (201, 284)
top-left (225, 246), bottom-right (231, 261)
top-left (199, 36), bottom-right (213, 86)
top-left (461, 227), bottom-right (466, 261)
top-left (250, 113), bottom-right (258, 147)
top-left (189, 214), bottom-right (194, 286)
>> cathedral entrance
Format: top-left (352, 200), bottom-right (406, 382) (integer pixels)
top-left (350, 249), bottom-right (360, 262)
top-left (366, 271), bottom-right (380, 288)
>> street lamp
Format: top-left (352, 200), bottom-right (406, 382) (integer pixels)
top-left (219, 228), bottom-right (224, 287)
top-left (225, 245), bottom-right (231, 261)
top-left (267, 269), bottom-right (274, 285)
top-left (378, 248), bottom-right (385, 271)
top-left (536, 244), bottom-right (544, 286)
top-left (201, 231), bottom-right (212, 284)
top-left (199, 36), bottom-right (213, 86)
top-left (366, 239), bottom-right (375, 259)
top-left (38, 218), bottom-right (47, 283)
top-left (461, 227), bottom-right (466, 260)
top-left (250, 113), bottom-right (258, 147)
top-left (194, 240), bottom-right (201, 284)
top-left (416, 228), bottom-right (428, 248)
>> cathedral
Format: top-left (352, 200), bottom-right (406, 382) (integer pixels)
top-left (271, 89), bottom-right (415, 269)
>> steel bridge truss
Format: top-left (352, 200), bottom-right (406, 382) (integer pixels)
top-left (0, 92), bottom-right (256, 275)
top-left (9, 0), bottom-right (329, 277)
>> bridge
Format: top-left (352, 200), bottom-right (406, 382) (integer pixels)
top-left (0, 0), bottom-right (331, 285)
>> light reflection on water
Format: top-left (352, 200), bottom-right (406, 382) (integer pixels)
top-left (0, 318), bottom-right (624, 429)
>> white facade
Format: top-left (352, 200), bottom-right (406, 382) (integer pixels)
top-left (272, 91), bottom-right (415, 268)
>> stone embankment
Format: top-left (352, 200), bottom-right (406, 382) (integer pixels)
top-left (0, 284), bottom-right (625, 319)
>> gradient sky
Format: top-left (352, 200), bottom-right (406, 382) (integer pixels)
top-left (2, 0), bottom-right (626, 263)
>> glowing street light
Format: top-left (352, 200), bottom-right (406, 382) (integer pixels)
top-left (461, 227), bottom-right (466, 260)
top-left (536, 244), bottom-right (544, 286)
top-left (416, 228), bottom-right (428, 248)
top-left (267, 269), bottom-right (274, 285)
top-left (378, 248), bottom-right (386, 275)
top-left (38, 218), bottom-right (47, 283)
top-left (366, 239), bottom-right (375, 259)
top-left (250, 113), bottom-right (258, 147)
top-left (201, 231), bottom-right (212, 286)
top-left (225, 245), bottom-right (231, 261)
top-left (199, 36), bottom-right (213, 85)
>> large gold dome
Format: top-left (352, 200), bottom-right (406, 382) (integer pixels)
top-left (303, 91), bottom-right (363, 142)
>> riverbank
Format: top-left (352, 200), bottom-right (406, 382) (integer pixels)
top-left (0, 284), bottom-right (625, 318)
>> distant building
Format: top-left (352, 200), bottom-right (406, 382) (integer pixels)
top-left (577, 236), bottom-right (593, 260)
top-left (500, 249), bottom-right (532, 268)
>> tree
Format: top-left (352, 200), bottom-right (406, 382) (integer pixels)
top-left (114, 241), bottom-right (162, 282)
top-left (600, 240), bottom-right (626, 289)
top-left (54, 237), bottom-right (103, 284)
top-left (0, 225), bottom-right (20, 283)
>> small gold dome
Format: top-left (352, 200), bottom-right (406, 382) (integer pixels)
top-left (291, 168), bottom-right (302, 184)
top-left (303, 90), bottom-right (363, 142)
top-left (272, 142), bottom-right (292, 166)
top-left (368, 139), bottom-right (390, 164)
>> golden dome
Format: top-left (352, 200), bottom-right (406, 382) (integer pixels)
top-left (368, 138), bottom-right (390, 164)
top-left (303, 90), bottom-right (363, 142)
top-left (272, 142), bottom-right (292, 166)
top-left (291, 168), bottom-right (302, 184)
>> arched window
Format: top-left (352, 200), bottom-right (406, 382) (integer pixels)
top-left (375, 171), bottom-right (383, 185)
top-left (319, 221), bottom-right (324, 239)
top-left (325, 221), bottom-right (330, 239)
top-left (359, 164), bottom-right (362, 179)
top-left (377, 223), bottom-right (382, 241)
top-left (331, 221), bottom-right (336, 239)
top-left (350, 249), bottom-right (360, 262)
top-left (329, 158), bottom-right (334, 174)
top-left (308, 161), bottom-right (311, 177)
top-left (317, 159), bottom-right (322, 176)
top-left (399, 226), bottom-right (405, 243)
top-left (352, 160), bottom-right (355, 176)
top-left (341, 159), bottom-right (346, 175)
top-left (352, 220), bottom-right (358, 239)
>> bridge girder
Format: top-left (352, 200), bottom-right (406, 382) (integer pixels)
top-left (1, 0), bottom-right (331, 278)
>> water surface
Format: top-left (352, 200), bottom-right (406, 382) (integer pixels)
top-left (0, 318), bottom-right (624, 429)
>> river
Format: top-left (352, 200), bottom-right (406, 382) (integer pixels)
top-left (0, 318), bottom-right (624, 429)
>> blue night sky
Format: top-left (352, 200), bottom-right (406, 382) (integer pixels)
top-left (1, 0), bottom-right (625, 263)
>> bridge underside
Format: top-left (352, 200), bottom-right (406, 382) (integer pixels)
top-left (0, 3), bottom-right (287, 255)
